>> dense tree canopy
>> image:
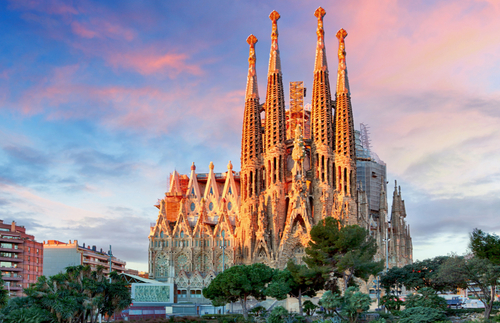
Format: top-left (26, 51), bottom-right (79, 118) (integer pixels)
top-left (1, 265), bottom-right (131, 323)
top-left (0, 276), bottom-right (8, 309)
top-left (203, 263), bottom-right (274, 319)
top-left (304, 217), bottom-right (382, 291)
top-left (380, 256), bottom-right (452, 292)
top-left (435, 229), bottom-right (500, 320)
top-left (319, 287), bottom-right (372, 323)
top-left (265, 260), bottom-right (325, 315)
top-left (470, 228), bottom-right (500, 264)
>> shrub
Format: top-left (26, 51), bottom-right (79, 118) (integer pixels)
top-left (404, 288), bottom-right (447, 310)
top-left (380, 295), bottom-right (403, 312)
top-left (399, 306), bottom-right (449, 323)
top-left (303, 300), bottom-right (319, 316)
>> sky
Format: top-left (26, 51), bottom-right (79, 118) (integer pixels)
top-left (1, 0), bottom-right (499, 272)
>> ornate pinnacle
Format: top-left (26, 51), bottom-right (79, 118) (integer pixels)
top-left (314, 7), bottom-right (328, 72)
top-left (269, 10), bottom-right (280, 41)
top-left (336, 28), bottom-right (348, 62)
top-left (247, 34), bottom-right (257, 46)
top-left (246, 34), bottom-right (259, 100)
top-left (336, 28), bottom-right (350, 94)
top-left (314, 7), bottom-right (326, 41)
top-left (268, 10), bottom-right (281, 75)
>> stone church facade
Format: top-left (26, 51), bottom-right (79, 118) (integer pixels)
top-left (148, 8), bottom-right (412, 301)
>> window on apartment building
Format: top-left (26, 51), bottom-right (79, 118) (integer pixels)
top-left (28, 247), bottom-right (31, 252)
top-left (36, 249), bottom-right (39, 254)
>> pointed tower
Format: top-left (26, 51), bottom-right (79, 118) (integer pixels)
top-left (310, 7), bottom-right (334, 222)
top-left (333, 28), bottom-right (357, 223)
top-left (241, 35), bottom-right (263, 203)
top-left (239, 35), bottom-right (264, 263)
top-left (262, 10), bottom-right (287, 256)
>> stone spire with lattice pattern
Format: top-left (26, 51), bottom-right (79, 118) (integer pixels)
top-left (241, 34), bottom-right (263, 186)
top-left (334, 28), bottom-right (356, 198)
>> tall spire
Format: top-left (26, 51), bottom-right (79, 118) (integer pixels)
top-left (263, 10), bottom-right (286, 154)
top-left (268, 10), bottom-right (281, 75)
top-left (241, 35), bottom-right (263, 202)
top-left (314, 7), bottom-right (328, 72)
top-left (311, 6), bottom-right (334, 208)
top-left (263, 10), bottom-right (287, 255)
top-left (245, 35), bottom-right (259, 100)
top-left (336, 28), bottom-right (350, 94)
top-left (334, 28), bottom-right (356, 200)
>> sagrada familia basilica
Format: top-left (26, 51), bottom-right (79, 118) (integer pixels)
top-left (149, 8), bottom-right (412, 299)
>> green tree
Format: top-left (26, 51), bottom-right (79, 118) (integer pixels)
top-left (380, 295), bottom-right (403, 312)
top-left (319, 290), bottom-right (342, 315)
top-left (304, 217), bottom-right (383, 292)
top-left (2, 265), bottom-right (131, 323)
top-left (0, 275), bottom-right (9, 308)
top-left (265, 260), bottom-right (325, 315)
top-left (203, 263), bottom-right (274, 319)
top-left (379, 266), bottom-right (406, 293)
top-left (470, 228), bottom-right (500, 264)
top-left (100, 272), bottom-right (132, 322)
top-left (302, 300), bottom-right (318, 316)
top-left (438, 255), bottom-right (500, 319)
top-left (319, 287), bottom-right (372, 322)
top-left (380, 256), bottom-right (454, 293)
top-left (404, 287), bottom-right (447, 310)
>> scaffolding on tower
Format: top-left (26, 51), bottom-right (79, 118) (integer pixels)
top-left (287, 81), bottom-right (310, 139)
top-left (360, 123), bottom-right (371, 151)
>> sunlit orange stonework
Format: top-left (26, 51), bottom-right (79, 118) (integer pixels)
top-left (148, 8), bottom-right (412, 300)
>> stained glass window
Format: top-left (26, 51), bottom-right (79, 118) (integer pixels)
top-left (190, 202), bottom-right (195, 211)
top-left (209, 202), bottom-right (214, 211)
top-left (227, 201), bottom-right (232, 211)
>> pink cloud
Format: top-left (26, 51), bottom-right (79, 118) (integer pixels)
top-left (323, 0), bottom-right (500, 95)
top-left (108, 51), bottom-right (203, 77)
top-left (71, 21), bottom-right (97, 38)
top-left (70, 19), bottom-right (136, 41)
top-left (8, 0), bottom-right (78, 16)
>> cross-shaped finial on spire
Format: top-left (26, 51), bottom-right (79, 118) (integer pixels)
top-left (337, 28), bottom-right (348, 62)
top-left (314, 7), bottom-right (326, 19)
top-left (336, 28), bottom-right (348, 41)
top-left (315, 7), bottom-right (326, 40)
top-left (247, 34), bottom-right (257, 47)
top-left (269, 10), bottom-right (280, 23)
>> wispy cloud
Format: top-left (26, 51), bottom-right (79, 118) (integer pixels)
top-left (108, 51), bottom-right (202, 76)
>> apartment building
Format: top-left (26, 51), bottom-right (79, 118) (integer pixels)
top-left (0, 220), bottom-right (43, 297)
top-left (43, 240), bottom-right (126, 277)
